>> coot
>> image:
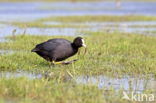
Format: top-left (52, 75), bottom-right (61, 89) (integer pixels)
top-left (31, 37), bottom-right (86, 64)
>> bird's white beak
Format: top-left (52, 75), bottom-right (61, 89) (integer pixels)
top-left (81, 39), bottom-right (87, 55)
top-left (82, 43), bottom-right (86, 48)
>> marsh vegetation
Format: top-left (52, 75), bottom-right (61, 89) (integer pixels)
top-left (0, 32), bottom-right (156, 103)
top-left (0, 0), bottom-right (156, 103)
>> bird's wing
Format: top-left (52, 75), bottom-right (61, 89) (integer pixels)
top-left (35, 39), bottom-right (71, 52)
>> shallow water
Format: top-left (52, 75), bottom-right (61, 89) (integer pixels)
top-left (0, 37), bottom-right (7, 42)
top-left (40, 1), bottom-right (156, 16)
top-left (0, 23), bottom-right (79, 37)
top-left (44, 21), bottom-right (156, 35)
top-left (0, 50), bottom-right (14, 55)
top-left (0, 20), bottom-right (156, 37)
top-left (0, 25), bottom-right (80, 37)
top-left (0, 1), bottom-right (155, 37)
top-left (0, 1), bottom-right (156, 22)
top-left (76, 75), bottom-right (156, 92)
top-left (0, 71), bottom-right (42, 79)
top-left (0, 70), bottom-right (155, 92)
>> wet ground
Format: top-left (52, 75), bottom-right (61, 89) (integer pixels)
top-left (0, 71), bottom-right (155, 92)
top-left (0, 1), bottom-right (156, 92)
top-left (0, 21), bottom-right (156, 38)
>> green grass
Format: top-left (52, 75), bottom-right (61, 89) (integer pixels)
top-left (0, 32), bottom-right (156, 103)
top-left (10, 15), bottom-right (156, 28)
top-left (0, 32), bottom-right (156, 75)
top-left (39, 15), bottom-right (156, 22)
top-left (0, 77), bottom-right (129, 103)
top-left (11, 22), bottom-right (88, 28)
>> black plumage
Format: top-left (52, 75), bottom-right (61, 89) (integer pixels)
top-left (31, 37), bottom-right (86, 63)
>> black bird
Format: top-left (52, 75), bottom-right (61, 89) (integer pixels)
top-left (31, 37), bottom-right (86, 64)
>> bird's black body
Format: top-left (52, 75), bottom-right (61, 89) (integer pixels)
top-left (31, 37), bottom-right (85, 62)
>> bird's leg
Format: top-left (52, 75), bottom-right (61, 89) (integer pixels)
top-left (52, 61), bottom-right (63, 65)
top-left (51, 59), bottom-right (78, 65)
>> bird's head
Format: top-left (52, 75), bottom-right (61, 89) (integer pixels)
top-left (73, 37), bottom-right (86, 48)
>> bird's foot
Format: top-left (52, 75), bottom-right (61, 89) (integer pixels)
top-left (51, 61), bottom-right (62, 65)
top-left (62, 59), bottom-right (78, 65)
top-left (52, 59), bottom-right (78, 65)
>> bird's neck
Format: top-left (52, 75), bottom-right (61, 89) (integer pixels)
top-left (71, 43), bottom-right (79, 49)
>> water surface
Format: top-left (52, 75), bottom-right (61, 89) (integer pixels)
top-left (1, 20), bottom-right (156, 37)
top-left (0, 71), bottom-right (155, 92)
top-left (0, 1), bottom-right (156, 22)
top-left (76, 75), bottom-right (156, 92)
top-left (0, 71), bottom-right (42, 79)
